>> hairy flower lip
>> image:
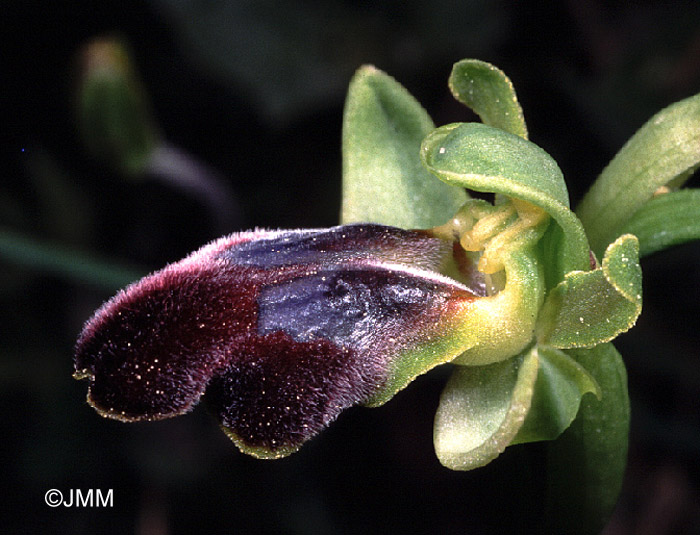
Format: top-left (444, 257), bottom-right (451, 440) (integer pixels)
top-left (74, 223), bottom-right (485, 457)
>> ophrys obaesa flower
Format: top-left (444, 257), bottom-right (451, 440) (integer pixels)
top-left (75, 58), bottom-right (700, 534)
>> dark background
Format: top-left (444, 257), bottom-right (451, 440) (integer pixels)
top-left (3, 1), bottom-right (700, 533)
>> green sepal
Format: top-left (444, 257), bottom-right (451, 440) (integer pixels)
top-left (512, 345), bottom-right (600, 445)
top-left (545, 343), bottom-right (630, 535)
top-left (449, 59), bottom-right (528, 139)
top-left (577, 92), bottom-right (700, 257)
top-left (434, 344), bottom-right (601, 471)
top-left (433, 347), bottom-right (539, 470)
top-left (537, 234), bottom-right (642, 348)
top-left (421, 122), bottom-right (590, 282)
top-left (341, 65), bottom-right (467, 228)
top-left (621, 189), bottom-right (700, 257)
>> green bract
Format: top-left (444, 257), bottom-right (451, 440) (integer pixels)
top-left (577, 92), bottom-right (700, 257)
top-left (621, 189), bottom-right (700, 257)
top-left (342, 58), bottom-right (700, 534)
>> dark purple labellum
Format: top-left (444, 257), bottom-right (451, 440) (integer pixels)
top-left (74, 224), bottom-right (478, 458)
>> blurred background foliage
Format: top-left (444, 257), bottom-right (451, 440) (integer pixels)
top-left (3, 1), bottom-right (700, 533)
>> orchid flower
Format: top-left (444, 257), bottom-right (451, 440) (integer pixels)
top-left (75, 59), bottom-right (700, 534)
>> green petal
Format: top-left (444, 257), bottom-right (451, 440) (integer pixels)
top-left (577, 92), bottom-right (700, 257)
top-left (621, 189), bottom-right (700, 257)
top-left (545, 343), bottom-right (630, 535)
top-left (512, 345), bottom-right (600, 445)
top-left (421, 122), bottom-right (590, 283)
top-left (433, 347), bottom-right (539, 470)
top-left (341, 65), bottom-right (467, 228)
top-left (449, 59), bottom-right (528, 139)
top-left (536, 234), bottom-right (642, 348)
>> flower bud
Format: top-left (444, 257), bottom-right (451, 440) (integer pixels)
top-left (75, 38), bottom-right (158, 176)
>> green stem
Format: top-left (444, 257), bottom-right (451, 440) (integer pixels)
top-left (0, 228), bottom-right (143, 290)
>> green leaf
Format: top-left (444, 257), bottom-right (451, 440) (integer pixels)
top-left (545, 343), bottom-right (630, 535)
top-left (577, 92), bottom-right (700, 257)
top-left (536, 234), bottom-right (642, 348)
top-left (433, 347), bottom-right (539, 470)
top-left (449, 59), bottom-right (528, 139)
top-left (421, 122), bottom-right (590, 281)
top-left (620, 188), bottom-right (700, 257)
top-left (512, 345), bottom-right (600, 444)
top-left (341, 65), bottom-right (467, 228)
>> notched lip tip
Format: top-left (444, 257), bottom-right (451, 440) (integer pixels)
top-left (72, 369), bottom-right (93, 381)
